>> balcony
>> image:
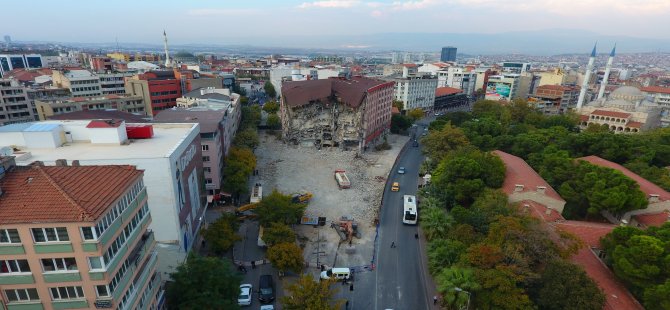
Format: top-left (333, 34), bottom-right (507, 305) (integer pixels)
top-left (33, 243), bottom-right (74, 254)
top-left (4, 301), bottom-right (44, 310)
top-left (99, 189), bottom-right (147, 246)
top-left (0, 274), bottom-right (35, 285)
top-left (0, 244), bottom-right (25, 255)
top-left (51, 300), bottom-right (89, 310)
top-left (43, 272), bottom-right (82, 283)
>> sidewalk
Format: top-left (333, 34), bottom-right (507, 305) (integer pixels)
top-left (418, 225), bottom-right (442, 309)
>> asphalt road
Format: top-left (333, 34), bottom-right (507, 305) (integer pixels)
top-left (374, 122), bottom-right (431, 310)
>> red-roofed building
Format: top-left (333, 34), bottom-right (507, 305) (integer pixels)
top-left (631, 211), bottom-right (670, 228)
top-left (434, 86), bottom-right (469, 113)
top-left (578, 155), bottom-right (670, 225)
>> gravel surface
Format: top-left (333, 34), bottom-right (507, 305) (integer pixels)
top-left (254, 132), bottom-right (408, 269)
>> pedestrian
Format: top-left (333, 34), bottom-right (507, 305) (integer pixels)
top-left (433, 295), bottom-right (438, 305)
top-left (415, 233), bottom-right (419, 239)
top-left (346, 300), bottom-right (350, 309)
top-left (251, 261), bottom-right (256, 269)
top-left (391, 241), bottom-right (396, 248)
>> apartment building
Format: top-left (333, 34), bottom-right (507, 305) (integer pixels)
top-left (437, 67), bottom-right (477, 97)
top-left (0, 79), bottom-right (36, 125)
top-left (99, 73), bottom-right (133, 95)
top-left (0, 54), bottom-right (43, 78)
top-left (641, 86), bottom-right (670, 127)
top-left (125, 71), bottom-right (181, 116)
top-left (529, 85), bottom-right (580, 114)
top-left (52, 70), bottom-right (102, 98)
top-left (36, 94), bottom-right (148, 120)
top-left (485, 74), bottom-right (520, 101)
top-left (0, 158), bottom-right (163, 310)
top-left (383, 66), bottom-right (437, 112)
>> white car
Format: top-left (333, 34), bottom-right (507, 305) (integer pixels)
top-left (238, 284), bottom-right (252, 306)
top-left (260, 305), bottom-right (275, 310)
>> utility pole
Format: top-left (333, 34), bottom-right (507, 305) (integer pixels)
top-left (313, 229), bottom-right (325, 269)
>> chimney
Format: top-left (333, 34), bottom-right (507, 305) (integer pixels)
top-left (649, 194), bottom-right (660, 203)
top-left (71, 160), bottom-right (80, 167)
top-left (31, 161), bottom-right (44, 167)
top-left (514, 184), bottom-right (524, 192)
top-left (536, 186), bottom-right (547, 194)
top-left (545, 208), bottom-right (553, 216)
top-left (55, 159), bottom-right (68, 167)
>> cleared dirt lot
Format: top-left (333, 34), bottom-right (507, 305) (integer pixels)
top-left (254, 132), bottom-right (409, 269)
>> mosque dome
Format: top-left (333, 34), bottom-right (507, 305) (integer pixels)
top-left (610, 86), bottom-right (644, 102)
top-left (605, 99), bottom-right (636, 111)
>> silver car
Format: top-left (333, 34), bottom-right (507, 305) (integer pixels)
top-left (238, 284), bottom-right (252, 306)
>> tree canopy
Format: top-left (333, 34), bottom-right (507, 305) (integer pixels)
top-left (407, 108), bottom-right (425, 121)
top-left (201, 213), bottom-right (241, 255)
top-left (267, 113), bottom-right (281, 129)
top-left (264, 81), bottom-right (277, 98)
top-left (281, 274), bottom-right (344, 310)
top-left (166, 254), bottom-right (241, 310)
top-left (255, 189), bottom-right (306, 226)
top-left (532, 260), bottom-right (605, 310)
top-left (263, 222), bottom-right (296, 247)
top-left (267, 242), bottom-right (304, 273)
top-left (390, 114), bottom-right (412, 134)
top-left (222, 147), bottom-right (256, 195)
top-left (263, 101), bottom-right (279, 114)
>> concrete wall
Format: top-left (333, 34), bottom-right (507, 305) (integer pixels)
top-left (509, 191), bottom-right (565, 214)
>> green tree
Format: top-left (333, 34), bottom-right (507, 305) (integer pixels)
top-left (643, 279), bottom-right (670, 310)
top-left (533, 260), bottom-right (605, 310)
top-left (435, 266), bottom-right (480, 309)
top-left (233, 128), bottom-right (260, 149)
top-left (222, 147), bottom-right (256, 195)
top-left (263, 101), bottom-right (280, 114)
top-left (427, 238), bottom-right (466, 273)
top-left (407, 108), bottom-right (425, 121)
top-left (281, 274), bottom-right (344, 310)
top-left (255, 189), bottom-right (306, 226)
top-left (420, 206), bottom-right (451, 240)
top-left (267, 242), bottom-right (304, 273)
top-left (472, 100), bottom-right (507, 120)
top-left (392, 100), bottom-right (404, 111)
top-left (390, 114), bottom-right (412, 133)
top-left (421, 122), bottom-right (470, 162)
top-left (264, 81), bottom-right (277, 98)
top-left (201, 213), bottom-right (241, 255)
top-left (267, 113), bottom-right (281, 129)
top-left (263, 222), bottom-right (296, 246)
top-left (474, 267), bottom-right (534, 310)
top-left (240, 105), bottom-right (261, 130)
top-left (612, 235), bottom-right (666, 291)
top-left (166, 254), bottom-right (241, 310)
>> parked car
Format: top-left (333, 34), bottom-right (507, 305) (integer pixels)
top-left (260, 306), bottom-right (275, 310)
top-left (238, 284), bottom-right (252, 306)
top-left (259, 275), bottom-right (275, 303)
top-left (398, 167), bottom-right (406, 174)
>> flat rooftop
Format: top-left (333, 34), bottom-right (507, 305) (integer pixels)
top-left (6, 121), bottom-right (199, 164)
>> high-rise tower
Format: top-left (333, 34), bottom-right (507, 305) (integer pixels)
top-left (597, 44), bottom-right (616, 99)
top-left (576, 43), bottom-right (596, 110)
top-left (163, 30), bottom-right (171, 68)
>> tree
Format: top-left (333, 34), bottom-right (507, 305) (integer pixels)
top-left (407, 108), bottom-right (425, 121)
top-left (281, 274), bottom-right (344, 310)
top-left (222, 147), bottom-right (256, 195)
top-left (264, 81), bottom-right (277, 98)
top-left (267, 113), bottom-right (281, 129)
top-left (435, 266), bottom-right (480, 309)
top-left (390, 114), bottom-right (412, 133)
top-left (612, 235), bottom-right (666, 291)
top-left (533, 260), bottom-right (605, 310)
top-left (643, 279), bottom-right (670, 310)
top-left (474, 267), bottom-right (534, 310)
top-left (267, 242), bottom-right (304, 273)
top-left (420, 206), bottom-right (451, 241)
top-left (392, 100), bottom-right (404, 111)
top-left (166, 254), bottom-right (241, 310)
top-left (255, 189), bottom-right (306, 226)
top-left (263, 101), bottom-right (280, 114)
top-left (202, 213), bottom-right (241, 255)
top-left (421, 122), bottom-right (470, 162)
top-left (240, 105), bottom-right (261, 130)
top-left (263, 222), bottom-right (296, 247)
top-left (233, 128), bottom-right (260, 149)
top-left (427, 238), bottom-right (466, 274)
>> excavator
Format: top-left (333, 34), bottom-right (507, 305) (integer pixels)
top-left (291, 192), bottom-right (313, 204)
top-left (236, 203), bottom-right (259, 220)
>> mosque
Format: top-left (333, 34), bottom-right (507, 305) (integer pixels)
top-left (576, 44), bottom-right (663, 132)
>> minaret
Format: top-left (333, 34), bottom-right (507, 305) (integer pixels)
top-left (576, 43), bottom-right (596, 110)
top-left (163, 30), bottom-right (171, 68)
top-left (597, 44), bottom-right (616, 99)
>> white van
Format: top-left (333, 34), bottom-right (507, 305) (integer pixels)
top-left (320, 268), bottom-right (351, 281)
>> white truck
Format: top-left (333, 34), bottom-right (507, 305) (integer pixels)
top-left (334, 170), bottom-right (351, 189)
top-left (250, 183), bottom-right (263, 203)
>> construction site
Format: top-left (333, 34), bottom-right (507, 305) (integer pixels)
top-left (253, 130), bottom-right (408, 273)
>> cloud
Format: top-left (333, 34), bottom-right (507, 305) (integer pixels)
top-left (187, 8), bottom-right (259, 16)
top-left (448, 0), bottom-right (670, 15)
top-left (297, 0), bottom-right (360, 9)
top-left (391, 0), bottom-right (443, 10)
top-left (370, 9), bottom-right (384, 17)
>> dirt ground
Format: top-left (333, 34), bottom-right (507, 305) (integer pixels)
top-left (254, 131), bottom-right (409, 271)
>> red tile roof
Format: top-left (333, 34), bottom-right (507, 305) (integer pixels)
top-left (493, 150), bottom-right (565, 202)
top-left (86, 120), bottom-right (124, 128)
top-left (435, 87), bottom-right (463, 97)
top-left (632, 211), bottom-right (669, 227)
top-left (578, 155), bottom-right (670, 201)
top-left (536, 84), bottom-right (578, 91)
top-left (281, 77), bottom-right (393, 109)
top-left (4, 68), bottom-right (53, 82)
top-left (521, 200), bottom-right (564, 222)
top-left (580, 115), bottom-right (589, 122)
top-left (402, 64), bottom-right (418, 68)
top-left (0, 165), bottom-right (143, 224)
top-left (554, 221), bottom-right (643, 310)
top-left (391, 106), bottom-right (400, 115)
top-left (591, 110), bottom-right (631, 118)
top-left (627, 121), bottom-right (643, 128)
top-left (641, 86), bottom-right (670, 95)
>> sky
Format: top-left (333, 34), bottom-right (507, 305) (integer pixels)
top-left (4, 0), bottom-right (670, 46)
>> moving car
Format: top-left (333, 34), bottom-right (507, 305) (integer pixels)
top-left (259, 275), bottom-right (275, 303)
top-left (391, 182), bottom-right (400, 191)
top-left (238, 284), bottom-right (252, 306)
top-left (398, 167), bottom-right (406, 174)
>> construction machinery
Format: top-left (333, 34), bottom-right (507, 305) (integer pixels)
top-left (334, 170), bottom-right (350, 189)
top-left (332, 216), bottom-right (361, 243)
top-left (291, 192), bottom-right (313, 204)
top-left (250, 183), bottom-right (263, 203)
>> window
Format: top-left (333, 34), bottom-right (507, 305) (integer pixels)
top-left (31, 227), bottom-right (69, 242)
top-left (202, 156), bottom-right (210, 162)
top-left (88, 256), bottom-right (104, 270)
top-left (4, 288), bottom-right (39, 302)
top-left (1, 259), bottom-right (31, 274)
top-left (205, 178), bottom-right (213, 185)
top-left (50, 286), bottom-right (85, 300)
top-left (202, 144), bottom-right (209, 151)
top-left (41, 258), bottom-right (78, 272)
top-left (81, 227), bottom-right (97, 241)
top-left (203, 167), bottom-right (211, 173)
top-left (96, 285), bottom-right (110, 298)
top-left (0, 229), bottom-right (20, 243)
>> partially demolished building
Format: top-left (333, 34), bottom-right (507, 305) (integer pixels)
top-left (280, 77), bottom-right (394, 151)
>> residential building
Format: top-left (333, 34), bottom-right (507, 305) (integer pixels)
top-left (517, 72), bottom-right (541, 99)
top-left (502, 62), bottom-right (531, 74)
top-left (89, 57), bottom-right (113, 73)
top-left (384, 66), bottom-right (438, 111)
top-left (46, 110), bottom-right (149, 123)
top-left (52, 70), bottom-right (102, 98)
top-left (176, 87), bottom-right (242, 156)
top-left (474, 68), bottom-right (493, 92)
top-left (528, 85), bottom-right (580, 114)
top-left (0, 120), bottom-right (205, 276)
top-left (434, 87), bottom-right (470, 113)
top-left (440, 47), bottom-right (457, 62)
top-left (41, 52), bottom-right (81, 68)
top-left (280, 77), bottom-right (395, 151)
top-left (173, 69), bottom-right (223, 93)
top-left (418, 63), bottom-right (450, 76)
top-left (437, 67), bottom-right (477, 96)
top-left (35, 94), bottom-right (148, 120)
top-left (536, 68), bottom-right (567, 87)
top-left (99, 73), bottom-right (133, 95)
top-left (269, 66), bottom-right (345, 98)
top-left (641, 86), bottom-right (670, 127)
top-left (0, 79), bottom-right (36, 125)
top-left (485, 74), bottom-right (520, 101)
top-left (0, 159), bottom-right (164, 310)
top-left (0, 54), bottom-right (43, 78)
top-left (125, 71), bottom-right (182, 116)
top-left (578, 86), bottom-right (663, 132)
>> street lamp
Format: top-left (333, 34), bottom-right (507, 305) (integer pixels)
top-left (453, 287), bottom-right (471, 310)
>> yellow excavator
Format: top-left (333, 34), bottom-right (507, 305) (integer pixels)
top-left (236, 203), bottom-right (259, 220)
top-left (291, 192), bottom-right (313, 204)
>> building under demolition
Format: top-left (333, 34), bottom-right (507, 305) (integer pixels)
top-left (280, 77), bottom-right (394, 151)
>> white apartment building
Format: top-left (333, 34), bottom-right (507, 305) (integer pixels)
top-left (52, 70), bottom-right (102, 97)
top-left (437, 67), bottom-right (477, 97)
top-left (385, 68), bottom-right (438, 111)
top-left (99, 72), bottom-right (133, 95)
top-left (642, 86), bottom-right (670, 127)
top-left (0, 78), bottom-right (37, 125)
top-left (0, 120), bottom-right (206, 278)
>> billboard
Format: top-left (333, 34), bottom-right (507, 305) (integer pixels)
top-left (485, 82), bottom-right (512, 100)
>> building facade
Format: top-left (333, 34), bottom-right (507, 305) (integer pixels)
top-left (578, 86), bottom-right (662, 132)
top-left (440, 47), bottom-right (457, 62)
top-left (0, 54), bottom-right (43, 78)
top-left (280, 77), bottom-right (394, 151)
top-left (434, 87), bottom-right (470, 113)
top-left (641, 86), bottom-right (670, 127)
top-left (437, 67), bottom-right (477, 97)
top-left (35, 95), bottom-right (148, 120)
top-left (529, 85), bottom-right (580, 114)
top-left (52, 70), bottom-right (103, 98)
top-left (485, 74), bottom-right (520, 101)
top-left (0, 160), bottom-right (163, 310)
top-left (1, 79), bottom-right (36, 126)
top-left (99, 73), bottom-right (133, 95)
top-left (385, 68), bottom-right (437, 111)
top-left (125, 71), bottom-right (182, 116)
